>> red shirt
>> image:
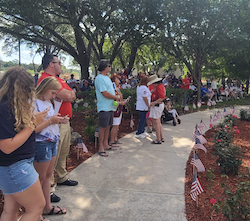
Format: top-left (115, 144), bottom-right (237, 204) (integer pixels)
top-left (37, 72), bottom-right (73, 118)
top-left (182, 78), bottom-right (190, 89)
top-left (151, 83), bottom-right (166, 101)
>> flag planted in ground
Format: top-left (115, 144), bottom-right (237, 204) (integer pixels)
top-left (130, 114), bottom-right (135, 129)
top-left (94, 127), bottom-right (99, 137)
top-left (193, 128), bottom-right (207, 144)
top-left (230, 106), bottom-right (235, 115)
top-left (190, 151), bottom-right (205, 172)
top-left (194, 138), bottom-right (207, 153)
top-left (76, 138), bottom-right (88, 153)
top-left (190, 172), bottom-right (204, 202)
top-left (223, 108), bottom-right (227, 116)
top-left (199, 119), bottom-right (207, 132)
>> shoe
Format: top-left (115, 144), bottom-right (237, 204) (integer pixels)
top-left (135, 134), bottom-right (146, 139)
top-left (50, 193), bottom-right (61, 203)
top-left (178, 119), bottom-right (181, 124)
top-left (146, 128), bottom-right (152, 133)
top-left (43, 206), bottom-right (67, 215)
top-left (143, 132), bottom-right (149, 137)
top-left (173, 121), bottom-right (176, 126)
top-left (98, 151), bottom-right (108, 157)
top-left (57, 179), bottom-right (78, 186)
top-left (152, 140), bottom-right (162, 144)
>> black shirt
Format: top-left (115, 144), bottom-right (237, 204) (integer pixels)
top-left (0, 100), bottom-right (35, 166)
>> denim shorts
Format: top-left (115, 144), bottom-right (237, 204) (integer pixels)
top-left (0, 158), bottom-right (38, 195)
top-left (34, 141), bottom-right (57, 163)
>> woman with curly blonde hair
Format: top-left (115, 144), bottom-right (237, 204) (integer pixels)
top-left (0, 67), bottom-right (48, 221)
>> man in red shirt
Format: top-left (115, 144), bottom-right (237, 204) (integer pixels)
top-left (181, 75), bottom-right (191, 89)
top-left (37, 54), bottom-right (78, 198)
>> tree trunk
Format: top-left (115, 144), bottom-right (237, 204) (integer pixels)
top-left (79, 56), bottom-right (90, 80)
top-left (127, 45), bottom-right (138, 73)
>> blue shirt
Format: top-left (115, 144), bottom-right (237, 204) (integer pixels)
top-left (94, 74), bottom-right (115, 112)
top-left (201, 87), bottom-right (209, 96)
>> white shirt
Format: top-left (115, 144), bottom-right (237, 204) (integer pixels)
top-left (136, 85), bottom-right (151, 111)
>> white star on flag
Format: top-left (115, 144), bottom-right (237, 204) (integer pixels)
top-left (194, 138), bottom-right (207, 153)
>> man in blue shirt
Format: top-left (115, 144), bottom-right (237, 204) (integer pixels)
top-left (95, 60), bottom-right (119, 157)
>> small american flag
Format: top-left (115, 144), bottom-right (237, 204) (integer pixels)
top-left (230, 106), bottom-right (235, 115)
top-left (194, 128), bottom-right (207, 144)
top-left (193, 103), bottom-right (196, 109)
top-left (211, 100), bottom-right (216, 106)
top-left (190, 152), bottom-right (205, 172)
top-left (223, 108), bottom-right (227, 116)
top-left (77, 138), bottom-right (88, 153)
top-left (192, 125), bottom-right (202, 141)
top-left (190, 172), bottom-right (204, 201)
top-left (213, 112), bottom-right (218, 122)
top-left (94, 127), bottom-right (99, 137)
top-left (73, 102), bottom-right (78, 109)
top-left (195, 138), bottom-right (207, 153)
top-left (130, 114), bottom-right (135, 129)
top-left (197, 100), bottom-right (201, 108)
top-left (199, 119), bottom-right (207, 131)
top-left (184, 104), bottom-right (189, 111)
top-left (216, 111), bottom-right (222, 119)
top-left (207, 100), bottom-right (211, 106)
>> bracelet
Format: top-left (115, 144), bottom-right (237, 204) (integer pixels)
top-left (32, 122), bottom-right (37, 129)
top-left (48, 118), bottom-right (52, 125)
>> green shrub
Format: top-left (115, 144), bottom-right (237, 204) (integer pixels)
top-left (84, 125), bottom-right (96, 142)
top-left (214, 144), bottom-right (242, 175)
top-left (240, 109), bottom-right (250, 121)
top-left (214, 173), bottom-right (250, 220)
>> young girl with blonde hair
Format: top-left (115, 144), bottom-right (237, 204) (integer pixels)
top-left (34, 77), bottom-right (68, 219)
top-left (0, 67), bottom-right (48, 221)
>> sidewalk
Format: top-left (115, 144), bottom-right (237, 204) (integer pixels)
top-left (46, 106), bottom-right (245, 221)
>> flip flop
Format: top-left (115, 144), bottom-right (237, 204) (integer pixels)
top-left (109, 142), bottom-right (119, 147)
top-left (98, 151), bottom-right (108, 157)
top-left (43, 206), bottom-right (66, 215)
top-left (105, 146), bottom-right (117, 151)
top-left (152, 140), bottom-right (162, 144)
top-left (115, 140), bottom-right (123, 144)
top-left (161, 138), bottom-right (165, 142)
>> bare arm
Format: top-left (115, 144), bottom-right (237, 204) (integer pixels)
top-left (150, 98), bottom-right (165, 106)
top-left (101, 91), bottom-right (118, 100)
top-left (57, 89), bottom-right (76, 102)
top-left (143, 97), bottom-right (150, 108)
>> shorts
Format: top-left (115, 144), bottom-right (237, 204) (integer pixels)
top-left (113, 112), bottom-right (122, 126)
top-left (34, 141), bottom-right (57, 163)
top-left (98, 111), bottom-right (114, 128)
top-left (149, 103), bottom-right (164, 119)
top-left (0, 158), bottom-right (38, 195)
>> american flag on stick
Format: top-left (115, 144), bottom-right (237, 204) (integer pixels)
top-left (207, 100), bottom-right (211, 106)
top-left (193, 128), bottom-right (207, 144)
top-left (77, 138), bottom-right (88, 153)
top-left (94, 127), bottom-right (99, 137)
top-left (192, 125), bottom-right (202, 141)
top-left (216, 110), bottom-right (222, 119)
top-left (193, 103), bottom-right (196, 109)
top-left (190, 172), bottom-right (204, 202)
top-left (230, 106), bottom-right (235, 115)
top-left (199, 119), bottom-right (207, 132)
top-left (209, 115), bottom-right (214, 128)
top-left (194, 138), bottom-right (207, 153)
top-left (211, 100), bottom-right (216, 106)
top-left (130, 114), bottom-right (135, 129)
top-left (190, 151), bottom-right (205, 172)
top-left (213, 112), bottom-right (218, 123)
top-left (197, 100), bottom-right (201, 108)
top-left (223, 108), bottom-right (227, 116)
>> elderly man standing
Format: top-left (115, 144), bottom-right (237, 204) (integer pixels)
top-left (95, 59), bottom-right (119, 157)
top-left (37, 54), bottom-right (78, 202)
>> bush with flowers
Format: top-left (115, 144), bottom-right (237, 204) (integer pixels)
top-left (212, 115), bottom-right (242, 175)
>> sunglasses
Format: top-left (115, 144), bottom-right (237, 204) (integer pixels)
top-left (52, 61), bottom-right (61, 65)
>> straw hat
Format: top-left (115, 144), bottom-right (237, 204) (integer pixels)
top-left (147, 74), bottom-right (162, 86)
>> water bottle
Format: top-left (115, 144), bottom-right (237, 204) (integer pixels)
top-left (113, 101), bottom-right (118, 111)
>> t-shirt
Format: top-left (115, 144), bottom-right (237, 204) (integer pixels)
top-left (201, 87), bottom-right (209, 96)
top-left (94, 74), bottom-right (115, 112)
top-left (182, 78), bottom-right (190, 89)
top-left (136, 85), bottom-right (151, 111)
top-left (151, 83), bottom-right (166, 101)
top-left (37, 72), bottom-right (73, 118)
top-left (0, 100), bottom-right (35, 166)
top-left (35, 99), bottom-right (60, 143)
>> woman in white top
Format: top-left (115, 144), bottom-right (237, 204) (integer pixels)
top-left (135, 76), bottom-right (151, 139)
top-left (34, 77), bottom-right (69, 219)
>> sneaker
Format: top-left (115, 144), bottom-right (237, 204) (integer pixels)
top-left (143, 132), bottom-right (149, 137)
top-left (135, 134), bottom-right (146, 139)
top-left (146, 128), bottom-right (152, 133)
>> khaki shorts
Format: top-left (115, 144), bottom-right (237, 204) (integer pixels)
top-left (149, 103), bottom-right (164, 119)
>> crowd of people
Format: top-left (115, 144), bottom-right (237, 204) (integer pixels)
top-left (0, 56), bottom-right (246, 220)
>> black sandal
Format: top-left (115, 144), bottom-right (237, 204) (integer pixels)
top-left (161, 138), bottom-right (165, 142)
top-left (98, 151), bottom-right (108, 157)
top-left (178, 119), bottom-right (181, 124)
top-left (152, 140), bottom-right (162, 144)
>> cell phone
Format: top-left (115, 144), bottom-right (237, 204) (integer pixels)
top-left (64, 114), bottom-right (69, 118)
top-left (125, 96), bottom-right (131, 102)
